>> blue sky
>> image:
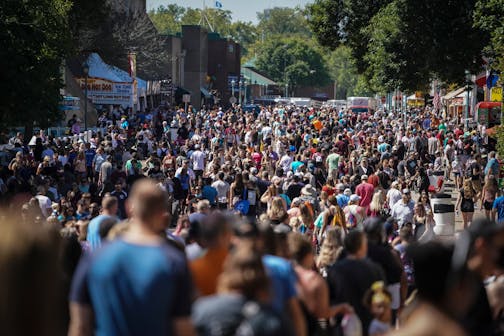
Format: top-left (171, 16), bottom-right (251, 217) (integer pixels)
top-left (146, 0), bottom-right (313, 23)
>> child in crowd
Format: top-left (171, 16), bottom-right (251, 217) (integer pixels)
top-left (365, 281), bottom-right (393, 336)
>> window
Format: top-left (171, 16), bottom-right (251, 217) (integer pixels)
top-left (228, 43), bottom-right (234, 53)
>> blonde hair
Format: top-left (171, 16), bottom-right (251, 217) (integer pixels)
top-left (463, 178), bottom-right (475, 198)
top-left (289, 216), bottom-right (302, 231)
top-left (267, 196), bottom-right (287, 222)
top-left (107, 220), bottom-right (130, 240)
top-left (369, 190), bottom-right (384, 213)
top-left (317, 227), bottom-right (344, 270)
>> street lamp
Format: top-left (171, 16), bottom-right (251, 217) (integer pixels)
top-left (82, 61), bottom-right (90, 131)
top-left (464, 70), bottom-right (473, 130)
top-left (243, 80), bottom-right (248, 104)
top-left (239, 80), bottom-right (243, 105)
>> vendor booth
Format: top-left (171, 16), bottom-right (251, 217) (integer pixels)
top-left (406, 94), bottom-right (425, 108)
top-left (74, 53), bottom-right (148, 112)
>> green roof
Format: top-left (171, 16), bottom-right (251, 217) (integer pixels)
top-left (241, 66), bottom-right (276, 86)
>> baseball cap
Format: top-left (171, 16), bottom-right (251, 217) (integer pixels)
top-left (402, 188), bottom-right (411, 194)
top-left (350, 194), bottom-right (361, 202)
top-left (361, 175), bottom-right (368, 180)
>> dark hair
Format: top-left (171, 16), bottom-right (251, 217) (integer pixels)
top-left (344, 230), bottom-right (366, 255)
top-left (363, 217), bottom-right (384, 244)
top-left (217, 243), bottom-right (269, 300)
top-left (407, 242), bottom-right (454, 305)
top-left (199, 211), bottom-right (231, 249)
top-left (288, 233), bottom-right (313, 263)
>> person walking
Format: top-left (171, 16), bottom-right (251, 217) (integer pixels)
top-left (456, 179), bottom-right (476, 229)
top-left (69, 180), bottom-right (194, 336)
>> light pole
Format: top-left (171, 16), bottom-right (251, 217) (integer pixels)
top-left (282, 44), bottom-right (289, 98)
top-left (82, 61), bottom-right (89, 131)
top-left (239, 80), bottom-right (243, 105)
top-left (231, 79), bottom-right (236, 102)
top-left (464, 70), bottom-right (473, 130)
top-left (243, 80), bottom-right (248, 104)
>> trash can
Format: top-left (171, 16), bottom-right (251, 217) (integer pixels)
top-left (430, 193), bottom-right (455, 236)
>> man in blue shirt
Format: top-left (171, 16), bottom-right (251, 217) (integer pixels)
top-left (86, 195), bottom-right (119, 251)
top-left (493, 192), bottom-right (504, 223)
top-left (70, 180), bottom-right (194, 336)
top-left (485, 151), bottom-right (499, 176)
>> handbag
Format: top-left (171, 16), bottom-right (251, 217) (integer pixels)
top-left (234, 189), bottom-right (250, 215)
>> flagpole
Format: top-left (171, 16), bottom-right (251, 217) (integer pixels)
top-left (199, 0), bottom-right (215, 32)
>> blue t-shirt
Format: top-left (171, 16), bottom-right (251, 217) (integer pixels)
top-left (485, 158), bottom-right (499, 176)
top-left (175, 172), bottom-right (190, 190)
top-left (85, 149), bottom-right (96, 167)
top-left (86, 215), bottom-right (117, 251)
top-left (262, 254), bottom-right (297, 313)
top-left (202, 185), bottom-right (217, 205)
top-left (291, 161), bottom-right (304, 172)
top-left (70, 239), bottom-right (192, 336)
top-left (493, 197), bottom-right (504, 223)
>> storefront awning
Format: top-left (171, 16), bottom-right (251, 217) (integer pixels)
top-left (442, 87), bottom-right (465, 100)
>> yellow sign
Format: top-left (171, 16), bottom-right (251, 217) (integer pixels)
top-left (491, 87), bottom-right (503, 102)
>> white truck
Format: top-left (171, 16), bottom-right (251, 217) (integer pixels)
top-left (347, 96), bottom-right (377, 115)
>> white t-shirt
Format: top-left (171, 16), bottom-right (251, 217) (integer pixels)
top-left (191, 150), bottom-right (206, 171)
top-left (279, 155), bottom-right (293, 173)
top-left (387, 188), bottom-right (402, 209)
top-left (35, 195), bottom-right (52, 218)
top-left (212, 180), bottom-right (230, 203)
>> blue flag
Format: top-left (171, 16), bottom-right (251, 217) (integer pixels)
top-left (487, 70), bottom-right (499, 89)
top-left (215, 1), bottom-right (223, 9)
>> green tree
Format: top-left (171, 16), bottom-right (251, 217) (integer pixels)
top-left (326, 46), bottom-right (359, 98)
top-left (406, 0), bottom-right (488, 84)
top-left (474, 0), bottom-right (504, 74)
top-left (0, 0), bottom-right (72, 128)
top-left (257, 7), bottom-right (311, 39)
top-left (307, 0), bottom-right (391, 73)
top-left (361, 0), bottom-right (429, 93)
top-left (148, 4), bottom-right (186, 35)
top-left (309, 0), bottom-right (489, 91)
top-left (255, 37), bottom-right (330, 91)
top-left (229, 21), bottom-right (258, 55)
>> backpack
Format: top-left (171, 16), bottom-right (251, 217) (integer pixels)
top-left (332, 206), bottom-right (346, 229)
top-left (346, 207), bottom-right (358, 229)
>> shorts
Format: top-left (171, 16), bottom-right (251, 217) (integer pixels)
top-left (484, 201), bottom-right (494, 211)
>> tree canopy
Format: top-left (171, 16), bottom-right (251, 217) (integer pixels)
top-left (0, 0), bottom-right (73, 128)
top-left (308, 0), bottom-right (491, 92)
top-left (254, 37), bottom-right (330, 90)
top-left (256, 7), bottom-right (311, 38)
top-left (474, 0), bottom-right (504, 74)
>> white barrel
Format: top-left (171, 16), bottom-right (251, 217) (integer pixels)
top-left (430, 193), bottom-right (455, 236)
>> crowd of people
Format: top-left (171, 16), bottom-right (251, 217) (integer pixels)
top-left (2, 102), bottom-right (504, 336)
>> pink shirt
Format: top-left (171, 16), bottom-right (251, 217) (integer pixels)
top-left (356, 182), bottom-right (374, 208)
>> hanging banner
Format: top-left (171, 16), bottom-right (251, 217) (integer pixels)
top-left (128, 52), bottom-right (137, 80)
top-left (491, 87), bottom-right (502, 102)
top-left (77, 77), bottom-right (133, 106)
